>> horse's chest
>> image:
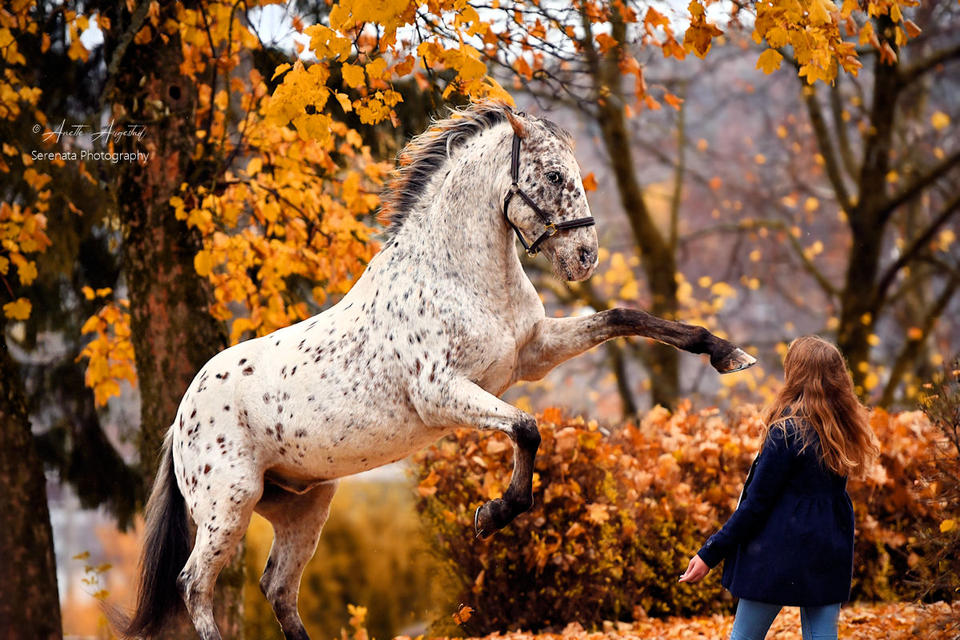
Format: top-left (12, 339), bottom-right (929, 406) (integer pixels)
top-left (473, 335), bottom-right (518, 395)
top-left (446, 312), bottom-right (523, 395)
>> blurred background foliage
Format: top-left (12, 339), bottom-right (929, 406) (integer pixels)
top-left (243, 480), bottom-right (445, 640)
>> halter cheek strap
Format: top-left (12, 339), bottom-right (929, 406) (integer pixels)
top-left (502, 132), bottom-right (596, 257)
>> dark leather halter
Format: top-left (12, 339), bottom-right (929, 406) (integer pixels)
top-left (502, 132), bottom-right (596, 257)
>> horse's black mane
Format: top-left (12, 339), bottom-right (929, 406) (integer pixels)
top-left (379, 102), bottom-right (509, 236)
top-left (380, 102), bottom-right (574, 237)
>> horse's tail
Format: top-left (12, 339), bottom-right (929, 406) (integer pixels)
top-left (108, 431), bottom-right (191, 638)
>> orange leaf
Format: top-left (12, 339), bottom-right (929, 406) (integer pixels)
top-left (3, 297), bottom-right (31, 320)
top-left (582, 172), bottom-right (597, 192)
top-left (663, 92), bottom-right (684, 110)
top-left (452, 604), bottom-right (474, 625)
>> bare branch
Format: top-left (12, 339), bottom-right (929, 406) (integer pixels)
top-left (879, 272), bottom-right (960, 406)
top-left (99, 0), bottom-right (152, 104)
top-left (898, 41), bottom-right (960, 87)
top-left (668, 82), bottom-right (687, 254)
top-left (829, 79), bottom-right (859, 180)
top-left (873, 148), bottom-right (960, 222)
top-left (801, 83), bottom-right (854, 212)
top-left (872, 191), bottom-right (960, 310)
top-left (681, 219), bottom-right (839, 299)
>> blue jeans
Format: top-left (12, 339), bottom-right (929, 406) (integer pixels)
top-left (729, 598), bottom-right (841, 640)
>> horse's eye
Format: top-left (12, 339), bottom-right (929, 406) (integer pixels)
top-left (546, 170), bottom-right (562, 185)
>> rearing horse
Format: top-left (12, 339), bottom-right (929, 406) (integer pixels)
top-left (119, 103), bottom-right (755, 640)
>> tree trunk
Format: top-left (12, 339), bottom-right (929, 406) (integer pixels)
top-left (592, 26), bottom-right (680, 408)
top-left (596, 102), bottom-right (680, 407)
top-left (576, 5), bottom-right (680, 408)
top-left (0, 317), bottom-right (62, 640)
top-left (106, 3), bottom-right (244, 637)
top-left (837, 16), bottom-right (901, 394)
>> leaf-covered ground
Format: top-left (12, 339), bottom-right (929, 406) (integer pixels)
top-left (432, 602), bottom-right (958, 640)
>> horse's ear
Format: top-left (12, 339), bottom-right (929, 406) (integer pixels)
top-left (505, 109), bottom-right (528, 139)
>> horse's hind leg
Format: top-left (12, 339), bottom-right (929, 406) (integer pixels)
top-left (255, 480), bottom-right (339, 640)
top-left (177, 471), bottom-right (263, 640)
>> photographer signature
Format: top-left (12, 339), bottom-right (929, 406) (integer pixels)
top-left (35, 119), bottom-right (146, 144)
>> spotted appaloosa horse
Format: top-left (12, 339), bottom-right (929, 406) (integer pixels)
top-left (120, 102), bottom-right (755, 640)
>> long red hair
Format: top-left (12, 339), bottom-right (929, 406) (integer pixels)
top-left (763, 336), bottom-right (880, 479)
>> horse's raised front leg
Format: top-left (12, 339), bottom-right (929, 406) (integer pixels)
top-left (416, 378), bottom-right (540, 539)
top-left (517, 309), bottom-right (756, 381)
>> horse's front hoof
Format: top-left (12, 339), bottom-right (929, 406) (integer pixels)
top-left (474, 505), bottom-right (487, 539)
top-left (474, 499), bottom-right (509, 539)
top-left (714, 347), bottom-right (757, 373)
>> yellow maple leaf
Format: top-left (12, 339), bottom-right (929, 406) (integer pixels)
top-left (67, 35), bottom-right (89, 62)
top-left (365, 57), bottom-right (387, 80)
top-left (341, 63), bottom-right (365, 89)
top-left (16, 259), bottom-right (37, 286)
top-left (808, 0), bottom-right (836, 25)
top-left (3, 297), bottom-right (31, 320)
top-left (271, 63), bottom-right (291, 81)
top-left (304, 24), bottom-right (350, 61)
top-left (756, 49), bottom-right (783, 74)
top-left (334, 92), bottom-right (353, 113)
top-left (194, 250), bottom-right (214, 277)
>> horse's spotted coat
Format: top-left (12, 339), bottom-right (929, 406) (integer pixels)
top-left (129, 103), bottom-right (755, 640)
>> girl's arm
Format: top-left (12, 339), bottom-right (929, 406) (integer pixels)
top-left (695, 422), bottom-right (798, 568)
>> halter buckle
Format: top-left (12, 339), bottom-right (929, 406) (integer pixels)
top-left (545, 222), bottom-right (557, 237)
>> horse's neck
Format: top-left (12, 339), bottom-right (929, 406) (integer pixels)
top-left (390, 128), bottom-right (528, 299)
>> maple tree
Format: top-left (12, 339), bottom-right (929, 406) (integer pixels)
top-left (58, 0), bottom-right (944, 417)
top-left (791, 7), bottom-right (960, 402)
top-left (915, 363), bottom-right (960, 601)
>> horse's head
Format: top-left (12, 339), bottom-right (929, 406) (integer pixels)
top-left (502, 111), bottom-right (599, 282)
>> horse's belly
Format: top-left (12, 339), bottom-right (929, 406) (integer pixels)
top-left (268, 416), bottom-right (450, 481)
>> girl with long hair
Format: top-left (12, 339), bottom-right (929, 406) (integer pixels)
top-left (679, 335), bottom-right (880, 640)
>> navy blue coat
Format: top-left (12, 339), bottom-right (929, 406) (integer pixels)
top-left (696, 417), bottom-right (854, 606)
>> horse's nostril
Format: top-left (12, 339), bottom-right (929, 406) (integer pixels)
top-left (578, 246), bottom-right (597, 267)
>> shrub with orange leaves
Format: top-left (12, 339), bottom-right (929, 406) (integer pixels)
top-left (911, 362), bottom-right (960, 603)
top-left (414, 403), bottom-right (947, 633)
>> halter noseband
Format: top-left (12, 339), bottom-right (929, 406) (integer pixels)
top-left (502, 132), bottom-right (596, 257)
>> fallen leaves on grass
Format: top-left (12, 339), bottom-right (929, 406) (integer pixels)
top-left (428, 602), bottom-right (958, 640)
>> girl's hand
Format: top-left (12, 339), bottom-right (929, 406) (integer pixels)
top-left (678, 554), bottom-right (710, 583)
